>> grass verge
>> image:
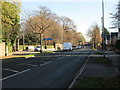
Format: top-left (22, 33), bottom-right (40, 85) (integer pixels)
top-left (73, 75), bottom-right (120, 88)
top-left (95, 57), bottom-right (113, 66)
top-left (95, 52), bottom-right (104, 55)
top-left (1, 51), bottom-right (54, 59)
top-left (89, 57), bottom-right (113, 66)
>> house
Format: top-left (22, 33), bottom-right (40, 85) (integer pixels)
top-left (110, 32), bottom-right (118, 45)
top-left (117, 29), bottom-right (120, 40)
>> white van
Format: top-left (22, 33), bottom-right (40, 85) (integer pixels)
top-left (63, 42), bottom-right (73, 51)
top-left (27, 46), bottom-right (35, 51)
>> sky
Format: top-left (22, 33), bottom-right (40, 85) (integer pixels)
top-left (21, 0), bottom-right (118, 41)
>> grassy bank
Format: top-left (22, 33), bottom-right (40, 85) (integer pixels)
top-left (73, 75), bottom-right (120, 88)
top-left (95, 57), bottom-right (113, 66)
top-left (95, 52), bottom-right (104, 55)
top-left (88, 57), bottom-right (113, 66)
top-left (2, 51), bottom-right (54, 59)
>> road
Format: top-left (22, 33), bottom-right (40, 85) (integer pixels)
top-left (1, 47), bottom-right (91, 88)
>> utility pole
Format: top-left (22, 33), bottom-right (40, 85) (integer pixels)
top-left (118, 1), bottom-right (120, 40)
top-left (102, 0), bottom-right (105, 58)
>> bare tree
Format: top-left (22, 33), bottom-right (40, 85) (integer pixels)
top-left (23, 6), bottom-right (57, 53)
top-left (58, 16), bottom-right (77, 43)
top-left (110, 1), bottom-right (120, 30)
top-left (43, 19), bottom-right (63, 44)
top-left (87, 24), bottom-right (102, 49)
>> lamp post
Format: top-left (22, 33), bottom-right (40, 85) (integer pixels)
top-left (102, 0), bottom-right (105, 58)
top-left (118, 1), bottom-right (120, 39)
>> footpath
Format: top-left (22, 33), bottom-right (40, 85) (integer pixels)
top-left (72, 50), bottom-right (120, 88)
top-left (0, 48), bottom-right (55, 59)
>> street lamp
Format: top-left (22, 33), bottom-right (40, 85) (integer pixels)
top-left (118, 1), bottom-right (120, 39)
top-left (102, 0), bottom-right (105, 58)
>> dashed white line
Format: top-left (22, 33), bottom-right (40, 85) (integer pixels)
top-left (57, 56), bottom-right (64, 60)
top-left (3, 68), bottom-right (19, 73)
top-left (27, 64), bottom-right (37, 67)
top-left (40, 61), bottom-right (52, 66)
top-left (0, 69), bottom-right (30, 81)
top-left (17, 61), bottom-right (34, 66)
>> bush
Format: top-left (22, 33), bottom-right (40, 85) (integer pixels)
top-left (115, 40), bottom-right (120, 50)
top-left (95, 52), bottom-right (103, 55)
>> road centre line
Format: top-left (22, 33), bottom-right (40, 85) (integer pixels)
top-left (68, 53), bottom-right (91, 89)
top-left (0, 69), bottom-right (30, 81)
top-left (27, 64), bottom-right (37, 67)
top-left (40, 61), bottom-right (52, 66)
top-left (17, 61), bottom-right (35, 66)
top-left (57, 56), bottom-right (64, 60)
top-left (3, 68), bottom-right (19, 73)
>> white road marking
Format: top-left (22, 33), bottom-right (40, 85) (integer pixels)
top-left (27, 64), bottom-right (37, 67)
top-left (57, 56), bottom-right (64, 60)
top-left (17, 61), bottom-right (34, 66)
top-left (68, 53), bottom-right (91, 89)
top-left (40, 61), bottom-right (52, 66)
top-left (0, 69), bottom-right (30, 81)
top-left (3, 68), bottom-right (19, 73)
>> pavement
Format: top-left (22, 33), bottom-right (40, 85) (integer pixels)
top-left (0, 51), bottom-right (39, 59)
top-left (0, 48), bottom-right (56, 59)
top-left (73, 49), bottom-right (120, 87)
top-left (105, 50), bottom-right (120, 73)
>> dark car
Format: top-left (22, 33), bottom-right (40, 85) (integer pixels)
top-left (72, 46), bottom-right (77, 50)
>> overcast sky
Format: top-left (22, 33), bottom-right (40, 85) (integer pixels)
top-left (21, 0), bottom-right (118, 41)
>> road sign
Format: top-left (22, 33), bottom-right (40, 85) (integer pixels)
top-left (43, 38), bottom-right (52, 40)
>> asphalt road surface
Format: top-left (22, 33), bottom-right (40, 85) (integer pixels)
top-left (1, 47), bottom-right (92, 88)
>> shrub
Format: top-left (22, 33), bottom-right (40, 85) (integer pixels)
top-left (115, 40), bottom-right (120, 50)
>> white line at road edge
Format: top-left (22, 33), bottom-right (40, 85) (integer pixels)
top-left (68, 53), bottom-right (91, 89)
top-left (0, 69), bottom-right (30, 81)
top-left (40, 61), bottom-right (52, 66)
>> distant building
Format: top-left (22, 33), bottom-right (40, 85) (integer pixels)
top-left (118, 29), bottom-right (120, 40)
top-left (110, 32), bottom-right (118, 45)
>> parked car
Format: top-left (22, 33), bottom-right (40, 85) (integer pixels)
top-left (26, 46), bottom-right (35, 51)
top-left (63, 42), bottom-right (73, 51)
top-left (34, 46), bottom-right (41, 51)
top-left (76, 45), bottom-right (82, 49)
top-left (72, 46), bottom-right (77, 50)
